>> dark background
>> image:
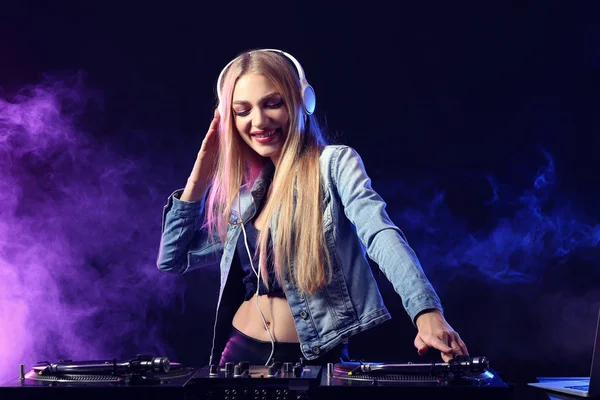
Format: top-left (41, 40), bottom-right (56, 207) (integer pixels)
top-left (1, 0), bottom-right (599, 395)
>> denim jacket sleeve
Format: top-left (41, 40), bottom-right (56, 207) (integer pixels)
top-left (332, 146), bottom-right (443, 323)
top-left (156, 187), bottom-right (223, 275)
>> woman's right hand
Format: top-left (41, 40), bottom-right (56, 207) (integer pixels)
top-left (180, 108), bottom-right (220, 202)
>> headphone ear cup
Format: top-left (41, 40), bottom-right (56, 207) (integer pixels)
top-left (301, 81), bottom-right (316, 115)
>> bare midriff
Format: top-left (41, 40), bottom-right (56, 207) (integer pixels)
top-left (234, 196), bottom-right (299, 343)
top-left (232, 295), bottom-right (300, 343)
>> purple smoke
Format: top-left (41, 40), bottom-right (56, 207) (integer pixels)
top-left (0, 71), bottom-right (184, 384)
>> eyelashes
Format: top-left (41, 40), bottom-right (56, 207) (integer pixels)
top-left (233, 101), bottom-right (284, 117)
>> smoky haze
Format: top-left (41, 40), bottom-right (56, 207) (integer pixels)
top-left (372, 146), bottom-right (600, 374)
top-left (1, 69), bottom-right (599, 385)
top-left (0, 71), bottom-right (188, 384)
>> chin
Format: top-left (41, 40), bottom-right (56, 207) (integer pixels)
top-left (257, 151), bottom-right (278, 160)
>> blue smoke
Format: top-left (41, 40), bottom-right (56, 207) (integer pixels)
top-left (378, 147), bottom-right (599, 286)
top-left (368, 145), bottom-right (600, 378)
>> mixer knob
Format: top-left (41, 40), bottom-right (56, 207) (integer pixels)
top-left (234, 364), bottom-right (242, 377)
top-left (209, 364), bottom-right (219, 375)
top-left (284, 362), bottom-right (294, 373)
top-left (239, 361), bottom-right (250, 372)
top-left (225, 362), bottom-right (234, 374)
top-left (293, 364), bottom-right (303, 377)
top-left (267, 365), bottom-right (275, 377)
top-left (271, 360), bottom-right (282, 370)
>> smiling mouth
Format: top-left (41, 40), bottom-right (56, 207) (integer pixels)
top-left (251, 128), bottom-right (280, 138)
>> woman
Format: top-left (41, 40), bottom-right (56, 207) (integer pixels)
top-left (157, 48), bottom-right (468, 367)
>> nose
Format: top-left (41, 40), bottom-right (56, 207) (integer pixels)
top-left (251, 108), bottom-right (270, 130)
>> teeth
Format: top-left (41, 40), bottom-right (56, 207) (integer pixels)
top-left (254, 129), bottom-right (277, 138)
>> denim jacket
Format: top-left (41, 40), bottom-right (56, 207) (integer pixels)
top-left (157, 145), bottom-right (443, 363)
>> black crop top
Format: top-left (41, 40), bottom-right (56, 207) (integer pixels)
top-left (236, 221), bottom-right (285, 301)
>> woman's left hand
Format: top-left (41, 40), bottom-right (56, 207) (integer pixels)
top-left (414, 309), bottom-right (469, 362)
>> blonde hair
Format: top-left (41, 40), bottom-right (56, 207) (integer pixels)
top-left (205, 50), bottom-right (330, 294)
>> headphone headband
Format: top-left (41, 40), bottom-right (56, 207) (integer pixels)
top-left (216, 49), bottom-right (316, 115)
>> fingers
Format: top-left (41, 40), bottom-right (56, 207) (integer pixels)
top-left (414, 335), bottom-right (428, 356)
top-left (427, 336), bottom-right (453, 354)
top-left (455, 338), bottom-right (469, 356)
top-left (208, 109), bottom-right (220, 133)
top-left (415, 334), bottom-right (452, 356)
top-left (446, 331), bottom-right (468, 355)
top-left (199, 109), bottom-right (220, 154)
top-left (416, 330), bottom-right (469, 362)
top-left (443, 334), bottom-right (469, 361)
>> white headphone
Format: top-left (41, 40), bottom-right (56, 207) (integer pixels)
top-left (216, 48), bottom-right (316, 115)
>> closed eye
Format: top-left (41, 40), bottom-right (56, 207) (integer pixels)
top-left (233, 100), bottom-right (285, 117)
top-left (266, 100), bottom-right (284, 109)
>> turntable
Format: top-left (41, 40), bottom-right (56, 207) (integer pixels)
top-left (0, 354), bottom-right (197, 400)
top-left (319, 355), bottom-right (513, 400)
